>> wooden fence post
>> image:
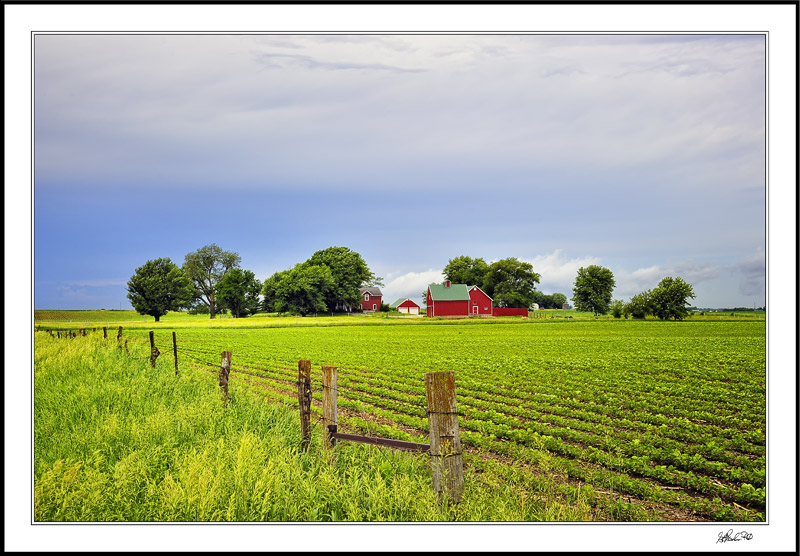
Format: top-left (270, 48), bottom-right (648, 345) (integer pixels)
top-left (117, 326), bottom-right (123, 341)
top-left (149, 331), bottom-right (160, 368)
top-left (298, 360), bottom-right (312, 451)
top-left (425, 371), bottom-right (464, 504)
top-left (219, 351), bottom-right (232, 403)
top-left (321, 365), bottom-right (338, 449)
top-left (172, 332), bottom-right (178, 375)
top-left (103, 326), bottom-right (107, 339)
top-left (125, 339), bottom-right (130, 355)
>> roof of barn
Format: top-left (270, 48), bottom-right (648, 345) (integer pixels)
top-left (428, 283), bottom-right (470, 301)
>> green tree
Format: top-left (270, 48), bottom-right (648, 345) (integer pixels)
top-left (649, 276), bottom-right (696, 321)
top-left (610, 299), bottom-right (625, 319)
top-left (531, 290), bottom-right (568, 309)
top-left (264, 263), bottom-right (335, 316)
top-left (183, 244), bottom-right (241, 319)
top-left (261, 270), bottom-right (289, 313)
top-left (572, 265), bottom-right (616, 316)
top-left (624, 290), bottom-right (653, 319)
top-left (216, 268), bottom-right (262, 318)
top-left (530, 290), bottom-right (548, 308)
top-left (551, 292), bottom-right (568, 308)
top-left (126, 258), bottom-right (194, 322)
top-left (306, 246), bottom-right (378, 312)
top-left (443, 255), bottom-right (489, 287)
top-left (482, 258), bottom-right (541, 308)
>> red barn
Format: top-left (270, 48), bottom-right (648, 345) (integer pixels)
top-left (359, 287), bottom-right (383, 312)
top-left (426, 281), bottom-right (493, 317)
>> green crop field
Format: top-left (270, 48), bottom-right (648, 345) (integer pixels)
top-left (33, 314), bottom-right (766, 522)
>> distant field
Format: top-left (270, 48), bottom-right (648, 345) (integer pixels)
top-left (34, 309), bottom-right (212, 324)
top-left (39, 315), bottom-right (766, 522)
top-left (34, 308), bottom-right (765, 330)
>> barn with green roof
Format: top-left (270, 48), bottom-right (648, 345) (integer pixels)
top-left (425, 281), bottom-right (493, 317)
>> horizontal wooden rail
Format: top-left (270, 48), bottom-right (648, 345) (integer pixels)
top-left (328, 425), bottom-right (430, 453)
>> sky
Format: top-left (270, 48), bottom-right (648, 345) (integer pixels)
top-left (31, 32), bottom-right (770, 310)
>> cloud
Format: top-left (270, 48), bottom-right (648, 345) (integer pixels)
top-left (522, 250), bottom-right (602, 295)
top-left (383, 269), bottom-right (445, 304)
top-left (615, 260), bottom-right (722, 299)
top-left (251, 52), bottom-right (425, 73)
top-left (33, 34), bottom-right (765, 196)
top-left (735, 249), bottom-right (766, 296)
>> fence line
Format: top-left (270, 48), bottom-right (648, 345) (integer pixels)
top-left (37, 327), bottom-right (428, 408)
top-left (36, 326), bottom-right (465, 504)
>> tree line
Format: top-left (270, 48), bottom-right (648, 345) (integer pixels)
top-left (260, 247), bottom-right (382, 316)
top-left (126, 246), bottom-right (697, 321)
top-left (442, 255), bottom-right (696, 320)
top-left (126, 245), bottom-right (380, 320)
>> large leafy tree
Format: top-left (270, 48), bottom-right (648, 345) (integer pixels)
top-left (183, 244), bottom-right (241, 319)
top-left (264, 263), bottom-right (335, 316)
top-left (443, 255), bottom-right (489, 287)
top-left (261, 269), bottom-right (289, 313)
top-left (482, 258), bottom-right (541, 308)
top-left (572, 265), bottom-right (616, 316)
top-left (216, 268), bottom-right (262, 318)
top-left (306, 246), bottom-right (379, 312)
top-left (126, 258), bottom-right (194, 322)
top-left (649, 276), bottom-right (695, 321)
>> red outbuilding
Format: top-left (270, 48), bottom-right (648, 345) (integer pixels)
top-left (360, 287), bottom-right (383, 312)
top-left (390, 297), bottom-right (421, 315)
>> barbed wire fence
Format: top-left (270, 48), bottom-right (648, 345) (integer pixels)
top-left (35, 324), bottom-right (468, 504)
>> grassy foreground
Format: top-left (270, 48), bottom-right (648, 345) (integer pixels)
top-left (34, 333), bottom-right (598, 522)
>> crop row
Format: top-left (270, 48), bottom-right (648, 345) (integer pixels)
top-left (134, 321), bottom-right (765, 520)
top-left (298, 375), bottom-right (766, 511)
top-left (188, 350), bottom-right (766, 510)
top-left (321, 362), bottom-right (765, 457)
top-left (177, 342), bottom-right (765, 490)
top-left (328, 365), bottom-right (765, 472)
top-left (321, 370), bottom-right (767, 495)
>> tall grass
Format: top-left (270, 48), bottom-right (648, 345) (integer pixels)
top-left (34, 334), bottom-right (593, 522)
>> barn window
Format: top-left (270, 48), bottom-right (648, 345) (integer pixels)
top-left (364, 293), bottom-right (369, 301)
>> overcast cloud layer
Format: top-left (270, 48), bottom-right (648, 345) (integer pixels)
top-left (34, 33), bottom-right (766, 309)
